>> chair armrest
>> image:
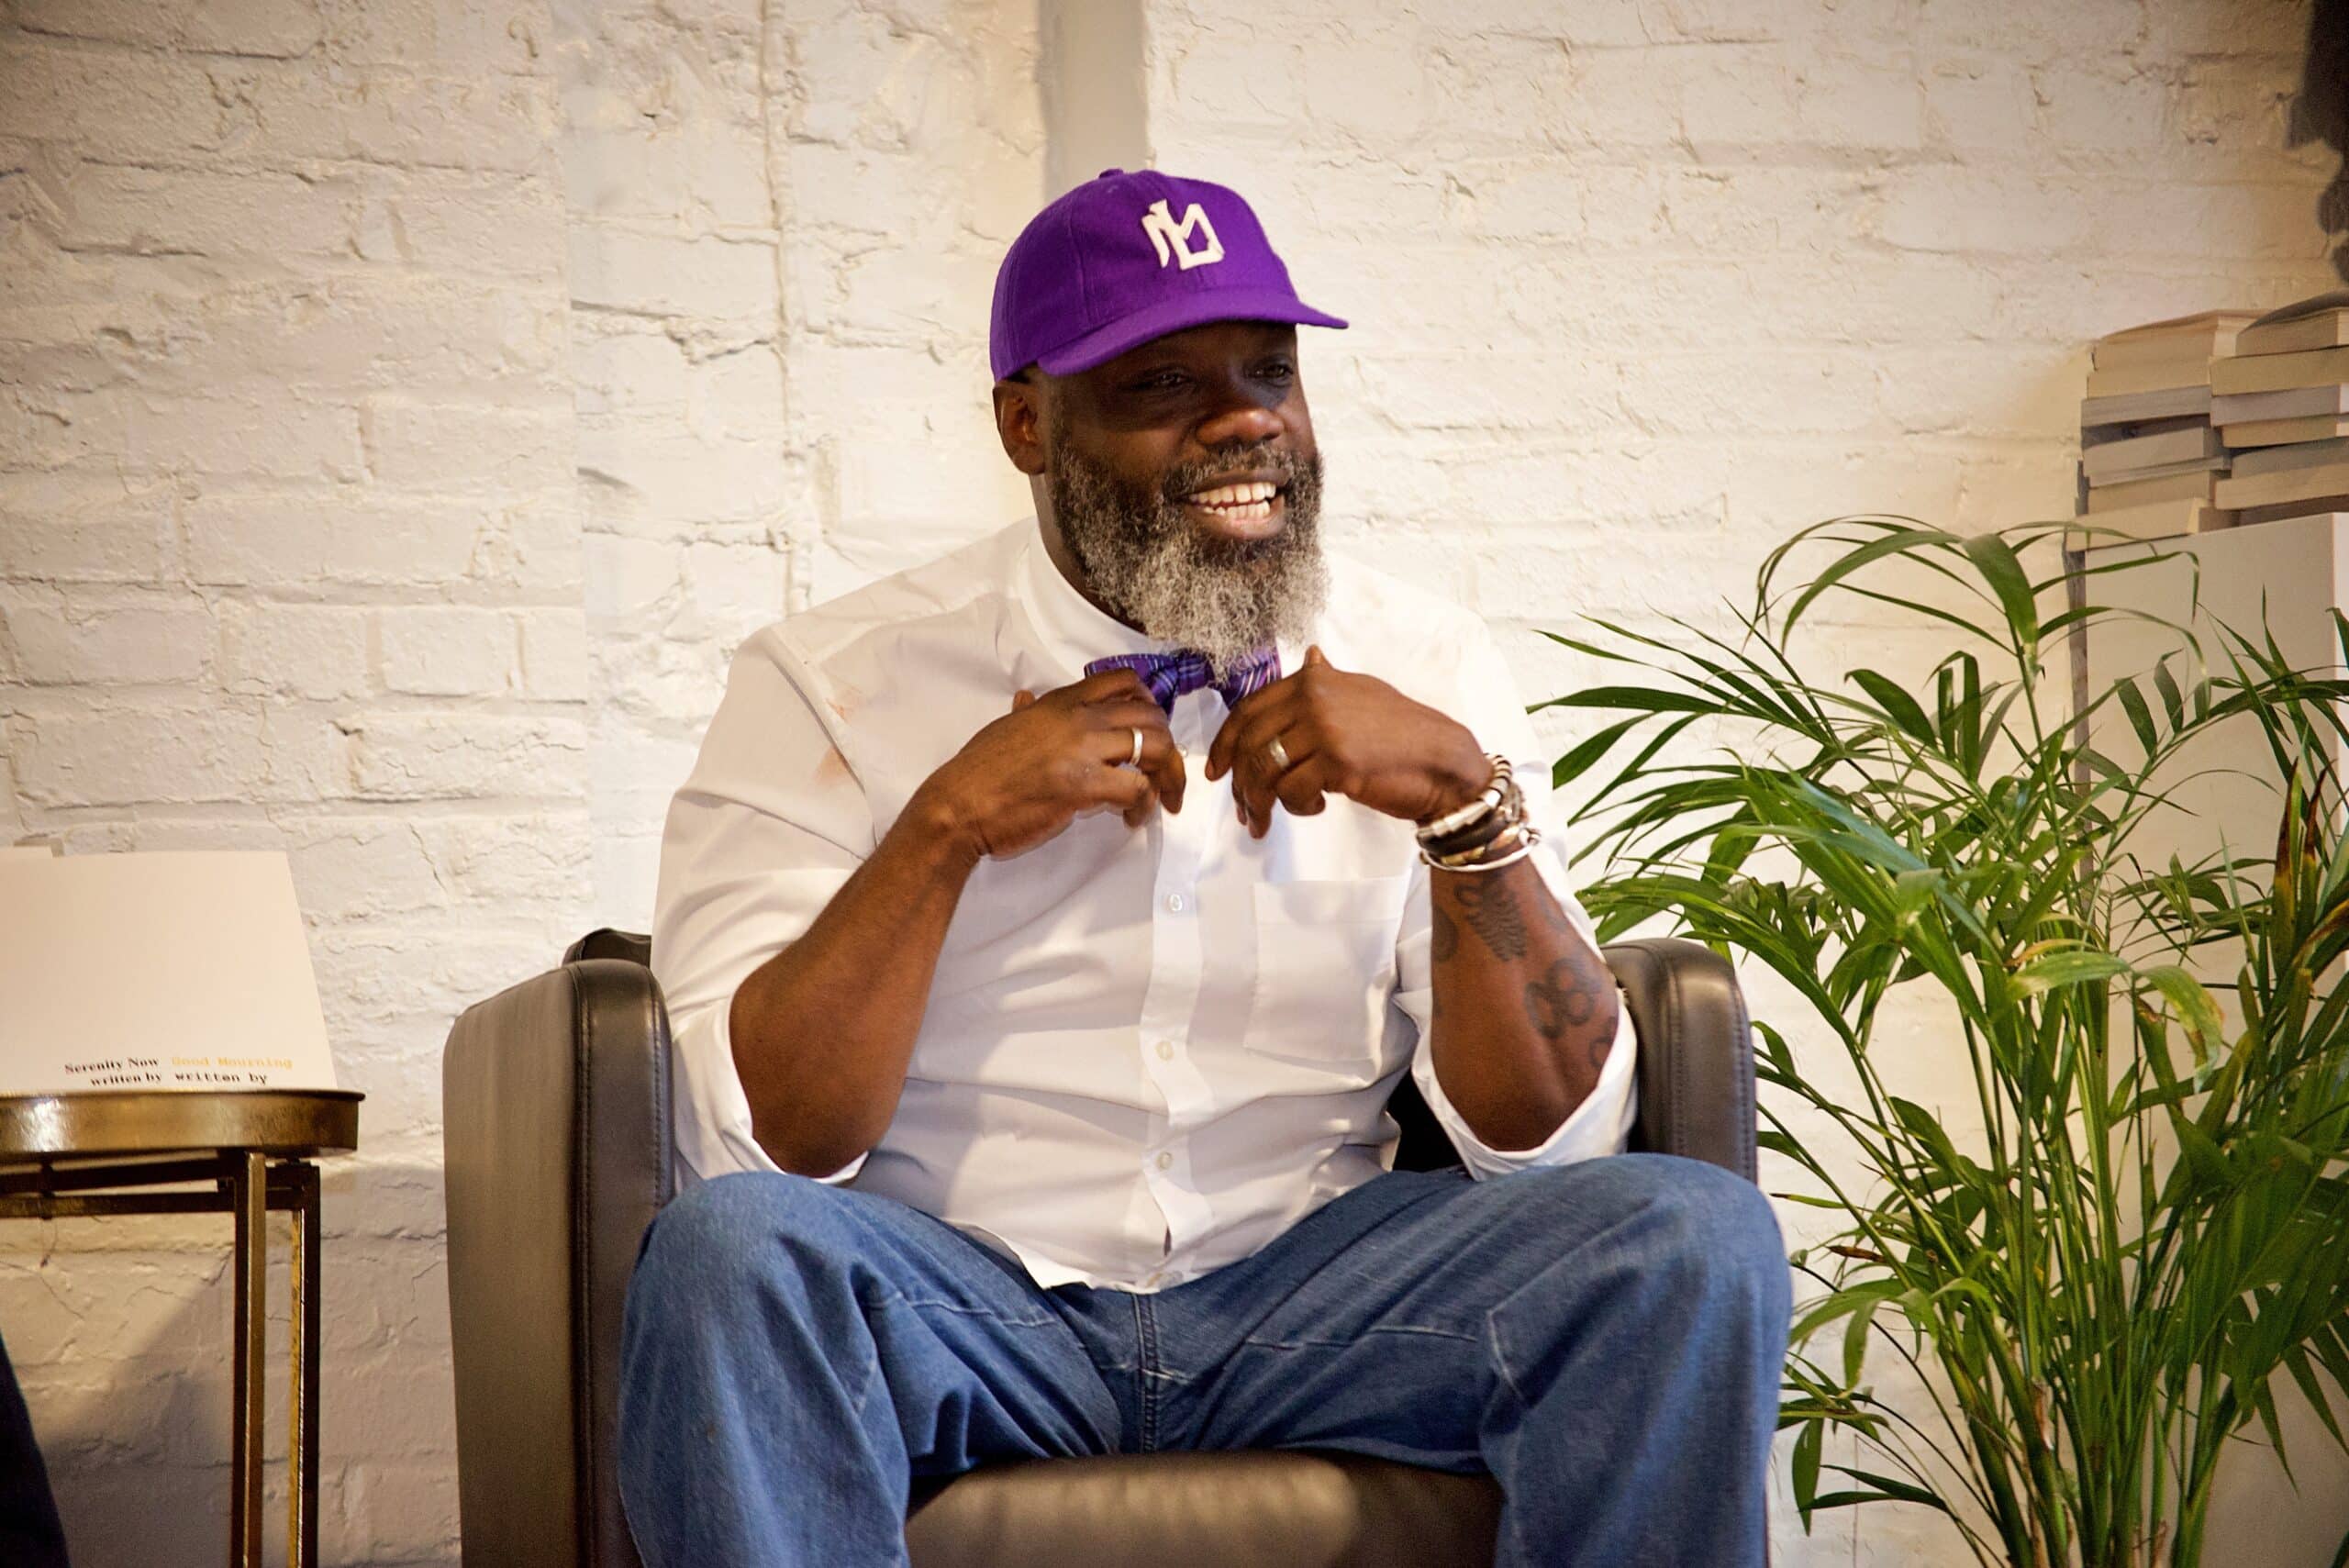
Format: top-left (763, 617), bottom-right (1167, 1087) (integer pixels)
top-left (443, 957), bottom-right (674, 1568)
top-left (1604, 937), bottom-right (1756, 1182)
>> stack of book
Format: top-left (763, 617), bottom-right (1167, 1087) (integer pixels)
top-left (2076, 310), bottom-right (2254, 543)
top-left (2210, 291), bottom-right (2349, 526)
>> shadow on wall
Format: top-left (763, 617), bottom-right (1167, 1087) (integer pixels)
top-left (2292, 0), bottom-right (2349, 281)
top-left (0, 1158), bottom-right (456, 1568)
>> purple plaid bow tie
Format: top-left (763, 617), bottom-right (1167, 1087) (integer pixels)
top-left (1084, 645), bottom-right (1281, 714)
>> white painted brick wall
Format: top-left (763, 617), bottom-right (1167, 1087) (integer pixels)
top-left (0, 0), bottom-right (2338, 1563)
top-left (0, 1), bottom-right (585, 1562)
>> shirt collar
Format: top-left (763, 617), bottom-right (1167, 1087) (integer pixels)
top-left (1012, 517), bottom-right (1163, 684)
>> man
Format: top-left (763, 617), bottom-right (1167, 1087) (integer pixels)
top-left (622, 168), bottom-right (1789, 1567)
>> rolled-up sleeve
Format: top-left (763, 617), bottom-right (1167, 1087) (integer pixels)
top-left (651, 628), bottom-right (874, 1187)
top-left (1391, 623), bottom-right (1638, 1175)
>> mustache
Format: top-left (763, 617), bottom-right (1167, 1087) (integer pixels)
top-left (1157, 444), bottom-right (1305, 505)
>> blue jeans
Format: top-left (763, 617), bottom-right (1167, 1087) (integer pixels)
top-left (618, 1154), bottom-right (1789, 1567)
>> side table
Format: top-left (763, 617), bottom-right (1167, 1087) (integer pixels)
top-left (0, 1089), bottom-right (362, 1567)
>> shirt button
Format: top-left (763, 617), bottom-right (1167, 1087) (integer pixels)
top-left (1163, 893), bottom-right (1185, 914)
top-left (1154, 1151), bottom-right (1174, 1171)
top-left (1155, 1040), bottom-right (1174, 1061)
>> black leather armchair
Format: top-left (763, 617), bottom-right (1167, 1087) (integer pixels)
top-left (441, 930), bottom-right (1755, 1568)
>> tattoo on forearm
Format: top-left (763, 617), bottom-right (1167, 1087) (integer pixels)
top-left (1524, 957), bottom-right (1598, 1039)
top-left (1525, 952), bottom-right (1617, 1076)
top-left (1431, 905), bottom-right (1460, 962)
top-left (1451, 877), bottom-right (1529, 960)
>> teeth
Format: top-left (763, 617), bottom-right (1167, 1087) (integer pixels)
top-left (1188, 481), bottom-right (1278, 506)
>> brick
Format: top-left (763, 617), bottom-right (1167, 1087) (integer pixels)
top-left (1795, 57), bottom-right (1924, 152)
top-left (477, 497), bottom-right (584, 595)
top-left (1876, 171), bottom-right (2099, 255)
top-left (2037, 65), bottom-right (2169, 156)
top-left (286, 818), bottom-right (444, 923)
top-left (416, 814), bottom-right (592, 909)
top-left (325, 0), bottom-right (545, 74)
top-left (219, 602), bottom-right (371, 700)
top-left (1424, 34), bottom-right (1579, 149)
top-left (572, 328), bottom-right (693, 418)
top-left (184, 493), bottom-right (484, 588)
top-left (0, 42), bottom-right (237, 164)
top-left (518, 607), bottom-right (589, 701)
top-left (6, 0), bottom-right (185, 48)
top-left (378, 606), bottom-right (519, 696)
top-left (0, 587), bottom-right (213, 685)
top-left (125, 391), bottom-right (366, 483)
top-left (347, 713), bottom-right (588, 800)
top-left (182, 0), bottom-right (326, 59)
top-left (10, 698), bottom-right (269, 806)
top-left (361, 397), bottom-right (571, 493)
top-left (0, 474), bottom-right (171, 583)
top-left (1923, 59), bottom-right (2041, 153)
top-left (574, 418), bottom-right (786, 527)
top-left (352, 169), bottom-right (565, 279)
top-left (1299, 31), bottom-right (1427, 143)
top-left (225, 63), bottom-right (557, 173)
top-left (566, 225), bottom-right (779, 318)
top-left (589, 716), bottom-right (702, 818)
top-left (680, 538), bottom-right (789, 631)
top-left (691, 348), bottom-right (786, 443)
top-left (60, 164), bottom-right (353, 261)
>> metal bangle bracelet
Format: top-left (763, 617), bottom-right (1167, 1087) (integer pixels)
top-left (1421, 826), bottom-right (1542, 873)
top-left (1417, 752), bottom-right (1510, 841)
top-left (1422, 774), bottom-right (1525, 858)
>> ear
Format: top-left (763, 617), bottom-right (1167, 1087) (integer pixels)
top-left (992, 375), bottom-right (1047, 477)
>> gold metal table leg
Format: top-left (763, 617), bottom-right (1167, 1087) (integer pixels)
top-left (288, 1162), bottom-right (321, 1568)
top-left (228, 1151), bottom-right (267, 1568)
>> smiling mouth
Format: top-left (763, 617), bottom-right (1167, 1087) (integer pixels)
top-left (1179, 479), bottom-right (1286, 532)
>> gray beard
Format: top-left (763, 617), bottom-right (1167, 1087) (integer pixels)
top-left (1046, 437), bottom-right (1329, 673)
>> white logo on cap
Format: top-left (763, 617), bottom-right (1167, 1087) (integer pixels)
top-left (1141, 199), bottom-right (1224, 271)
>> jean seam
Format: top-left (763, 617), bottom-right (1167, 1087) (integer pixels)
top-left (1134, 1293), bottom-right (1161, 1452)
top-left (1481, 1309), bottom-right (1532, 1416)
top-left (1481, 1309), bottom-right (1538, 1568)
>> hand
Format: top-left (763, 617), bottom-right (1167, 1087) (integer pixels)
top-left (1204, 646), bottom-right (1489, 838)
top-left (910, 669), bottom-right (1186, 862)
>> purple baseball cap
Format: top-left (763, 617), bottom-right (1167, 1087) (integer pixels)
top-left (989, 168), bottom-right (1347, 382)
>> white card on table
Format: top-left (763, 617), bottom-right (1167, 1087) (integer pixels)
top-left (0, 851), bottom-right (338, 1094)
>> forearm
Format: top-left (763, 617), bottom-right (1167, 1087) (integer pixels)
top-left (728, 798), bottom-right (980, 1176)
top-left (1427, 858), bottom-right (1620, 1151)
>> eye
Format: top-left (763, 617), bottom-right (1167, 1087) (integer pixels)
top-left (1130, 368), bottom-right (1191, 393)
top-left (1256, 359), bottom-right (1297, 385)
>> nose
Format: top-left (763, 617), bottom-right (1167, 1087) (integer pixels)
top-left (1195, 391), bottom-right (1286, 450)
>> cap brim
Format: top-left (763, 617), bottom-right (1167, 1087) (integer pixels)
top-left (1032, 288), bottom-right (1348, 378)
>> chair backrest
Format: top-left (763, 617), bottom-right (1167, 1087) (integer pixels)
top-left (443, 937), bottom-right (672, 1568)
top-left (440, 927), bottom-right (1752, 1568)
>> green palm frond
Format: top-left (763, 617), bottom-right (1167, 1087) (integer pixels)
top-left (1559, 518), bottom-right (2349, 1568)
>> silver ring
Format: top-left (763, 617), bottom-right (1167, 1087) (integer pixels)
top-left (1127, 727), bottom-right (1144, 768)
top-left (1264, 734), bottom-right (1292, 772)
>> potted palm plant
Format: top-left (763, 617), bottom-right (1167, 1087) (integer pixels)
top-left (1553, 518), bottom-right (2349, 1568)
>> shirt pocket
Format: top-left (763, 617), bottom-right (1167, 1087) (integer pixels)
top-left (1246, 873), bottom-right (1412, 1079)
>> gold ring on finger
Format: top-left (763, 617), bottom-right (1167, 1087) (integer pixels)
top-left (1265, 734), bottom-right (1291, 772)
top-left (1128, 727), bottom-right (1144, 768)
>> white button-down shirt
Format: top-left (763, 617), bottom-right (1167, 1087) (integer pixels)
top-left (652, 519), bottom-right (1636, 1292)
